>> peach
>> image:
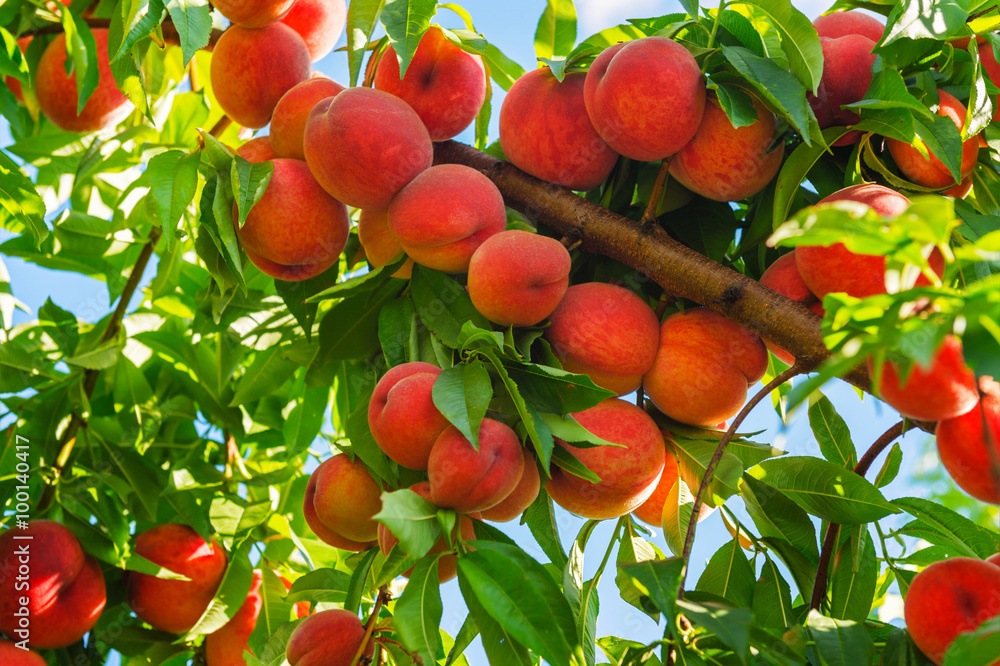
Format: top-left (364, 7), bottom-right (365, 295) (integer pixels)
top-left (205, 569), bottom-right (263, 666)
top-left (584, 36), bottom-right (706, 161)
top-left (126, 523), bottom-right (228, 634)
top-left (943, 174), bottom-right (974, 199)
top-left (211, 0), bottom-right (295, 27)
top-left (546, 398), bottom-right (665, 519)
top-left (988, 553), bottom-right (1000, 567)
top-left (545, 282), bottom-right (660, 395)
top-left (903, 557), bottom-right (1000, 665)
top-left (35, 29), bottom-right (132, 133)
top-left (210, 23), bottom-right (311, 129)
top-left (979, 40), bottom-right (1000, 121)
top-left (813, 11), bottom-right (885, 41)
top-left (374, 26), bottom-right (486, 141)
top-left (236, 137), bottom-right (276, 163)
top-left (869, 335), bottom-right (979, 422)
top-left (0, 639), bottom-right (46, 666)
top-left (368, 362), bottom-right (450, 470)
top-left (428, 418), bottom-right (525, 513)
top-left (631, 445), bottom-right (680, 527)
top-left (758, 251), bottom-right (825, 365)
top-left (887, 90), bottom-right (980, 188)
top-left (643, 308), bottom-right (768, 427)
top-left (481, 457), bottom-right (541, 522)
top-left (304, 87), bottom-right (433, 210)
top-left (270, 77), bottom-right (345, 160)
top-left (235, 158), bottom-right (349, 281)
top-left (303, 455), bottom-right (382, 548)
top-left (466, 230), bottom-right (571, 327)
top-left (0, 521), bottom-right (107, 649)
top-left (281, 0), bottom-right (347, 62)
top-left (499, 67), bottom-right (619, 190)
top-left (806, 35), bottom-right (876, 145)
top-left (387, 164), bottom-right (506, 273)
top-left (669, 94), bottom-right (784, 201)
top-left (936, 376), bottom-right (1000, 503)
top-left (357, 208), bottom-right (414, 279)
top-left (286, 609), bottom-right (373, 666)
top-left (377, 482), bottom-right (477, 583)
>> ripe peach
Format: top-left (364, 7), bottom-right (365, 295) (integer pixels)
top-left (545, 282), bottom-right (660, 396)
top-left (807, 35), bottom-right (876, 145)
top-left (377, 481), bottom-right (477, 583)
top-left (887, 90), bottom-right (980, 188)
top-left (357, 208), bottom-right (414, 279)
top-left (643, 308), bottom-right (768, 427)
top-left (205, 570), bottom-right (263, 666)
top-left (303, 455), bottom-right (382, 551)
top-left (631, 446), bottom-right (680, 527)
top-left (669, 94), bottom-right (784, 201)
top-left (236, 137), bottom-right (276, 163)
top-left (387, 164), bottom-right (506, 273)
top-left (903, 557), bottom-right (1000, 665)
top-left (428, 418), bottom-right (525, 513)
top-left (758, 251), bottom-right (825, 365)
top-left (211, 0), bottom-right (295, 27)
top-left (210, 23), bottom-right (312, 129)
top-left (869, 335), bottom-right (979, 422)
top-left (35, 29), bottom-right (132, 133)
top-left (466, 230), bottom-right (571, 327)
top-left (546, 398), bottom-right (665, 519)
top-left (304, 87), bottom-right (433, 210)
top-left (0, 521), bottom-right (107, 648)
top-left (374, 26), bottom-right (486, 141)
top-left (499, 67), bottom-right (619, 191)
top-left (988, 553), bottom-right (1000, 567)
top-left (286, 609), bottom-right (373, 666)
top-left (235, 158), bottom-right (349, 281)
top-left (368, 362), bottom-right (450, 470)
top-left (481, 458), bottom-right (541, 522)
top-left (127, 523), bottom-right (228, 634)
top-left (584, 36), bottom-right (706, 161)
top-left (813, 11), bottom-right (885, 41)
top-left (936, 376), bottom-right (1000, 503)
top-left (269, 77), bottom-right (345, 160)
top-left (280, 0), bottom-right (346, 61)
top-left (0, 639), bottom-right (46, 666)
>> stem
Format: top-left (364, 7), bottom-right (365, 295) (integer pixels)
top-left (641, 158), bottom-right (672, 224)
top-left (582, 518), bottom-right (625, 623)
top-left (702, 0), bottom-right (727, 72)
top-left (678, 363), bottom-right (802, 593)
top-left (351, 585), bottom-right (390, 666)
top-left (809, 420), bottom-right (905, 611)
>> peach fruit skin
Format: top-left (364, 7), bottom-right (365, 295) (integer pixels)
top-left (0, 520), bottom-right (107, 648)
top-left (467, 230), bottom-right (572, 327)
top-left (236, 137), bottom-right (276, 163)
top-left (631, 445), bottom-right (680, 527)
top-left (235, 158), bottom-right (350, 282)
top-left (270, 77), bottom-right (345, 160)
top-left (368, 362), bottom-right (450, 470)
top-left (281, 0), bottom-right (347, 62)
top-left (210, 23), bottom-right (312, 129)
top-left (35, 29), bottom-right (132, 133)
top-left (813, 11), bottom-right (885, 42)
top-left (545, 282), bottom-right (660, 396)
top-left (806, 35), bottom-right (876, 144)
top-left (304, 87), bottom-right (433, 210)
top-left (428, 418), bottom-right (525, 513)
top-left (499, 67), bottom-right (620, 191)
top-left (903, 557), bottom-right (1000, 665)
top-left (126, 523), bottom-right (228, 634)
top-left (481, 458), bottom-right (542, 522)
top-left (869, 335), bottom-right (979, 422)
top-left (388, 164), bottom-right (507, 273)
top-left (211, 0), bottom-right (295, 28)
top-left (669, 95), bottom-right (784, 202)
top-left (887, 90), bottom-right (980, 188)
top-left (546, 398), bottom-right (666, 520)
top-left (758, 250), bottom-right (825, 366)
top-left (584, 36), bottom-right (706, 162)
top-left (0, 639), bottom-right (47, 666)
top-left (308, 455), bottom-right (383, 543)
top-left (358, 208), bottom-right (414, 279)
top-left (374, 26), bottom-right (486, 141)
top-left (286, 608), bottom-right (373, 666)
top-left (205, 569), bottom-right (264, 666)
top-left (303, 471), bottom-right (377, 552)
top-left (643, 308), bottom-right (768, 427)
top-left (936, 376), bottom-right (1000, 503)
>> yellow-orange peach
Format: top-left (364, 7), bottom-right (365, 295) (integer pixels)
top-left (428, 418), bottom-right (525, 513)
top-left (236, 137), bottom-right (276, 163)
top-left (546, 398), bottom-right (665, 519)
top-left (270, 77), bottom-right (345, 160)
top-left (545, 282), bottom-right (660, 396)
top-left (205, 569), bottom-right (263, 666)
top-left (212, 0), bottom-right (295, 27)
top-left (286, 609), bottom-right (373, 666)
top-left (281, 0), bottom-right (347, 62)
top-left (758, 251), bottom-right (825, 365)
top-left (813, 11), bottom-right (885, 41)
top-left (887, 90), bottom-right (980, 188)
top-left (357, 208), bottom-right (414, 279)
top-left (467, 230), bottom-right (571, 327)
top-left (368, 362), bottom-right (450, 470)
top-left (481, 458), bottom-right (541, 522)
top-left (936, 376), bottom-right (1000, 503)
top-left (0, 639), bottom-right (47, 666)
top-left (302, 455), bottom-right (382, 551)
top-left (631, 445), bottom-right (680, 527)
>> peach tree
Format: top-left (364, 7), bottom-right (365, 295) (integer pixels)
top-left (0, 0), bottom-right (999, 664)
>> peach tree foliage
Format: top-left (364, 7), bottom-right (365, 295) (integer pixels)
top-left (0, 0), bottom-right (999, 664)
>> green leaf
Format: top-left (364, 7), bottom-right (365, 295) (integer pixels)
top-left (111, 0), bottom-right (167, 61)
top-left (231, 156), bottom-right (274, 228)
top-left (164, 0), bottom-right (212, 65)
top-left (732, 0), bottom-right (823, 93)
top-left (882, 0), bottom-right (968, 45)
top-left (183, 542), bottom-right (255, 639)
top-left (740, 474), bottom-right (819, 561)
top-left (62, 11), bottom-right (100, 115)
top-left (539, 412), bottom-right (617, 448)
top-left (619, 557), bottom-right (685, 622)
top-left (103, 444), bottom-right (163, 522)
top-left (410, 265), bottom-right (492, 348)
top-left (873, 442), bottom-right (903, 489)
top-left (753, 556), bottom-right (794, 630)
top-left (804, 610), bottom-right (875, 666)
top-left (346, 0), bottom-right (383, 86)
top-left (808, 394), bottom-right (857, 468)
top-left (230, 346), bottom-right (297, 406)
top-left (534, 0), bottom-right (576, 61)
top-left (893, 496), bottom-right (1000, 558)
top-left (381, 0), bottom-right (437, 77)
top-left (148, 150), bottom-right (200, 249)
top-left (503, 359), bottom-right (615, 415)
top-left (66, 340), bottom-right (119, 370)
top-left (284, 568), bottom-right (351, 604)
top-left (316, 280), bottom-right (403, 363)
top-left (38, 298), bottom-right (79, 355)
top-left (671, 437), bottom-right (743, 507)
top-left (662, 476), bottom-right (695, 558)
top-left (458, 572), bottom-right (533, 665)
top-left (432, 361), bottom-right (492, 449)
top-left (616, 521), bottom-right (661, 621)
top-left (943, 616), bottom-right (1000, 666)
top-left (274, 263), bottom-right (341, 338)
top-left (912, 107), bottom-right (965, 185)
top-left (394, 554), bottom-right (443, 665)
top-left (771, 126), bottom-right (852, 231)
top-left (676, 599), bottom-right (752, 662)
top-left (0, 150), bottom-right (47, 245)
top-left (747, 457), bottom-right (898, 524)
top-left (246, 570), bottom-right (294, 655)
top-left (829, 526), bottom-right (877, 623)
top-left (374, 488), bottom-right (442, 562)
top-left (113, 355), bottom-right (154, 415)
top-left (522, 490), bottom-right (568, 568)
top-left (305, 257), bottom-right (406, 303)
top-left (696, 539), bottom-right (755, 608)
top-left (484, 43), bottom-right (526, 91)
top-left (378, 295), bottom-right (415, 367)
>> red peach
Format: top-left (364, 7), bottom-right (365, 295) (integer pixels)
top-left (357, 208), bottom-right (414, 279)
top-left (887, 90), bottom-right (980, 188)
top-left (211, 0), bottom-right (295, 28)
top-left (269, 77), bottom-right (345, 160)
top-left (481, 457), bottom-right (541, 522)
top-left (280, 0), bottom-right (346, 62)
top-left (988, 553), bottom-right (1000, 567)
top-left (368, 362), bottom-right (450, 470)
top-left (631, 446), bottom-right (680, 527)
top-left (236, 137), bottom-right (276, 163)
top-left (0, 639), bottom-right (47, 666)
top-left (428, 418), bottom-right (525, 513)
top-left (759, 251), bottom-right (825, 365)
top-left (813, 11), bottom-right (885, 41)
top-left (807, 35), bottom-right (876, 145)
top-left (303, 455), bottom-right (383, 549)
top-left (286, 609), bottom-right (373, 666)
top-left (936, 376), bottom-right (1000, 503)
top-left (205, 569), bottom-right (263, 666)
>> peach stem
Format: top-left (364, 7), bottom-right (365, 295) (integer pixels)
top-left (350, 585), bottom-right (390, 666)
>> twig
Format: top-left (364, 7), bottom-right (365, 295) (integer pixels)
top-left (641, 158), bottom-right (672, 224)
top-left (350, 585), bottom-right (391, 666)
